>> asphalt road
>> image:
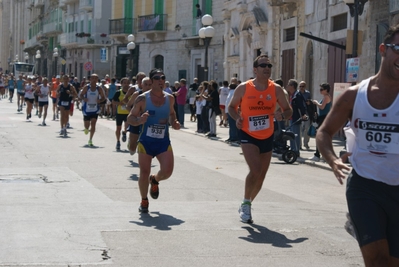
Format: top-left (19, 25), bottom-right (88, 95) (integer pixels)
top-left (0, 98), bottom-right (362, 267)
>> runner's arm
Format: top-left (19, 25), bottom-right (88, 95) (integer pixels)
top-left (127, 95), bottom-right (148, 126)
top-left (169, 95), bottom-right (180, 130)
top-left (228, 83), bottom-right (245, 129)
top-left (274, 85), bottom-right (292, 121)
top-left (317, 88), bottom-right (357, 184)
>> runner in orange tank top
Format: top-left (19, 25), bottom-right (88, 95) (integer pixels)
top-left (228, 54), bottom-right (292, 223)
top-left (240, 79), bottom-right (276, 139)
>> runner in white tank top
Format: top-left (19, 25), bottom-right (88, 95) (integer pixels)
top-left (36, 78), bottom-right (50, 126)
top-left (316, 24), bottom-right (399, 266)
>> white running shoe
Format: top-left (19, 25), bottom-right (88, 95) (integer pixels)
top-left (239, 202), bottom-right (253, 223)
top-left (308, 156), bottom-right (320, 162)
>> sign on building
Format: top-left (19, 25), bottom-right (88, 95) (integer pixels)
top-left (346, 57), bottom-right (360, 83)
top-left (100, 48), bottom-right (108, 62)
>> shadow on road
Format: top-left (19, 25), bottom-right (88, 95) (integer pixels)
top-left (129, 174), bottom-right (138, 181)
top-left (239, 223), bottom-right (308, 248)
top-left (129, 211), bottom-right (185, 231)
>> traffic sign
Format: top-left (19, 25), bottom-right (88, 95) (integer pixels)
top-left (61, 58), bottom-right (66, 65)
top-left (84, 62), bottom-right (93, 71)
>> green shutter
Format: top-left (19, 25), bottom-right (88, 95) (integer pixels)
top-left (154, 0), bottom-right (164, 30)
top-left (124, 0), bottom-right (133, 33)
top-left (124, 0), bottom-right (133, 18)
top-left (205, 0), bottom-right (212, 15)
top-left (88, 20), bottom-right (91, 33)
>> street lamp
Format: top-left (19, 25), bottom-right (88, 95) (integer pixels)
top-left (199, 14), bottom-right (215, 79)
top-left (53, 47), bottom-right (59, 77)
top-left (343, 0), bottom-right (368, 58)
top-left (127, 34), bottom-right (136, 81)
top-left (35, 50), bottom-right (41, 76)
top-left (24, 52), bottom-right (29, 63)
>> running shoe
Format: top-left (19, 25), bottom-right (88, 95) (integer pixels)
top-left (139, 199), bottom-right (149, 213)
top-left (38, 113), bottom-right (42, 119)
top-left (239, 202), bottom-right (253, 223)
top-left (84, 128), bottom-right (89, 135)
top-left (63, 129), bottom-right (67, 137)
top-left (53, 114), bottom-right (56, 121)
top-left (149, 175), bottom-right (159, 199)
top-left (88, 140), bottom-right (93, 147)
top-left (66, 122), bottom-right (71, 128)
top-left (122, 131), bottom-right (127, 142)
top-left (56, 113), bottom-right (59, 119)
top-left (42, 122), bottom-right (46, 126)
top-left (59, 129), bottom-right (64, 135)
top-left (116, 141), bottom-right (121, 150)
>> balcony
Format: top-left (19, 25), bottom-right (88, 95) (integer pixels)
top-left (64, 0), bottom-right (78, 3)
top-left (109, 18), bottom-right (135, 37)
top-left (137, 14), bottom-right (167, 32)
top-left (270, 0), bottom-right (298, 6)
top-left (42, 9), bottom-right (63, 36)
top-left (34, 0), bottom-right (44, 8)
top-left (76, 33), bottom-right (111, 47)
top-left (24, 37), bottom-right (40, 51)
top-left (79, 0), bottom-right (93, 11)
top-left (60, 32), bottom-right (78, 47)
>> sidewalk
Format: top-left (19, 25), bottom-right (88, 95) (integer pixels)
top-left (181, 113), bottom-right (348, 171)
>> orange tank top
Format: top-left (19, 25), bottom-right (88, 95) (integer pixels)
top-left (241, 79), bottom-right (276, 139)
top-left (51, 82), bottom-right (59, 98)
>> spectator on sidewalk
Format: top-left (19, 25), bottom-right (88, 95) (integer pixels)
top-left (200, 81), bottom-right (210, 134)
top-left (298, 81), bottom-right (311, 150)
top-left (309, 83), bottom-right (331, 161)
top-left (286, 79), bottom-right (308, 157)
top-left (174, 78), bottom-right (188, 127)
top-left (225, 83), bottom-right (239, 143)
top-left (195, 92), bottom-right (206, 133)
top-left (219, 80), bottom-right (229, 127)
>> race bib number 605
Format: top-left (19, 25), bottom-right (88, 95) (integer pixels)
top-left (358, 120), bottom-right (399, 154)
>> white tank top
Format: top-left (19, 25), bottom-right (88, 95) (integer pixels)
top-left (350, 77), bottom-right (399, 186)
top-left (24, 84), bottom-right (34, 99)
top-left (38, 85), bottom-right (49, 102)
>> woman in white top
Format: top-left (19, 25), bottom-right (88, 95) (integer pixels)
top-left (36, 78), bottom-right (50, 126)
top-left (24, 76), bottom-right (35, 120)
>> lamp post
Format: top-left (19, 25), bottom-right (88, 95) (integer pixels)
top-left (53, 47), bottom-right (59, 77)
top-left (199, 14), bottom-right (215, 80)
top-left (24, 52), bottom-right (29, 63)
top-left (127, 34), bottom-right (136, 81)
top-left (35, 50), bottom-right (41, 76)
top-left (343, 0), bottom-right (368, 58)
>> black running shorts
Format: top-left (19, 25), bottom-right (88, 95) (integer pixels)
top-left (346, 169), bottom-right (399, 257)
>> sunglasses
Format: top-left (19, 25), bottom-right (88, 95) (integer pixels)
top-left (385, 44), bottom-right (399, 53)
top-left (257, 63), bottom-right (273, 68)
top-left (299, 85), bottom-right (305, 88)
top-left (152, 75), bottom-right (166, 80)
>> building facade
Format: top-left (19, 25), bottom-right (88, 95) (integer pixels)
top-left (1, 0), bottom-right (399, 98)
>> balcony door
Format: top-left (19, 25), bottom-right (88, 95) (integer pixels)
top-left (124, 0), bottom-right (134, 32)
top-left (154, 0), bottom-right (164, 31)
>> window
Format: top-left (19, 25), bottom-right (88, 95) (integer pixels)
top-left (284, 27), bottom-right (295, 42)
top-left (332, 13), bottom-right (347, 32)
top-left (154, 55), bottom-right (164, 70)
